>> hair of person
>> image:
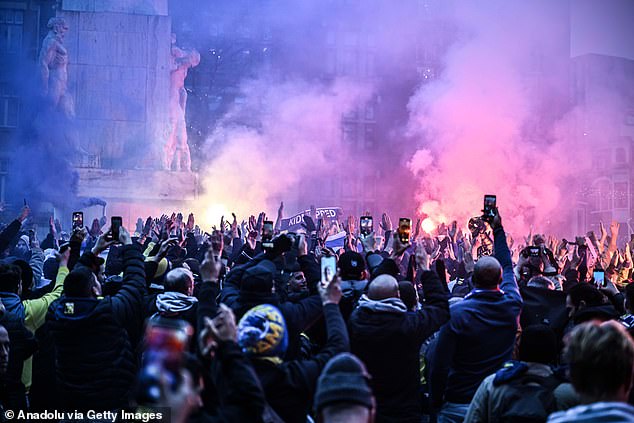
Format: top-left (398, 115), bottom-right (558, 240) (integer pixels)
top-left (567, 283), bottom-right (606, 308)
top-left (163, 268), bottom-right (194, 294)
top-left (527, 275), bottom-right (555, 290)
top-left (320, 403), bottom-right (372, 423)
top-left (518, 324), bottom-right (558, 364)
top-left (472, 256), bottom-right (502, 289)
top-left (0, 264), bottom-right (21, 293)
top-left (565, 321), bottom-right (634, 402)
top-left (63, 267), bottom-right (97, 297)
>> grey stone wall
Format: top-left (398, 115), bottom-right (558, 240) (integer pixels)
top-left (60, 0), bottom-right (171, 169)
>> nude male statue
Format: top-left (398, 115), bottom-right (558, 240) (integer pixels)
top-left (164, 34), bottom-right (200, 172)
top-left (38, 17), bottom-right (74, 118)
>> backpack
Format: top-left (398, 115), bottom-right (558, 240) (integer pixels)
top-left (495, 372), bottom-right (560, 423)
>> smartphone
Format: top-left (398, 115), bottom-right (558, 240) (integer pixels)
top-left (320, 255), bottom-right (337, 289)
top-left (262, 220), bottom-right (274, 248)
top-left (529, 246), bottom-right (540, 257)
top-left (593, 270), bottom-right (606, 288)
top-left (360, 216), bottom-right (373, 236)
top-left (483, 194), bottom-right (497, 221)
top-left (398, 218), bottom-right (411, 244)
top-left (72, 212), bottom-right (84, 230)
top-left (111, 216), bottom-right (122, 242)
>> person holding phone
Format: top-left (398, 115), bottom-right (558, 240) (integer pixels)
top-left (235, 273), bottom-right (348, 423)
top-left (46, 225), bottom-right (148, 411)
top-left (429, 204), bottom-right (523, 422)
top-left (218, 233), bottom-right (323, 361)
top-left (347, 242), bottom-right (450, 422)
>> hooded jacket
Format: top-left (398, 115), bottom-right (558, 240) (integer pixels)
top-left (429, 227), bottom-right (522, 407)
top-left (348, 269), bottom-right (450, 423)
top-left (46, 244), bottom-right (146, 411)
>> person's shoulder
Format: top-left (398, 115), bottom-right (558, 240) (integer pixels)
top-left (548, 402), bottom-right (634, 423)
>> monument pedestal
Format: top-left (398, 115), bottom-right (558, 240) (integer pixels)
top-left (76, 168), bottom-right (198, 227)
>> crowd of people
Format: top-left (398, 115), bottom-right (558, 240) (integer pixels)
top-left (1, 201), bottom-right (634, 423)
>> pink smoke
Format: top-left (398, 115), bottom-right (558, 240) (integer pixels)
top-left (406, 1), bottom-right (591, 236)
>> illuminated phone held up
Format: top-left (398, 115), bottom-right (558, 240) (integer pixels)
top-left (398, 218), bottom-right (411, 244)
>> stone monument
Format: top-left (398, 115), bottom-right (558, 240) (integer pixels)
top-left (53, 0), bottom-right (198, 227)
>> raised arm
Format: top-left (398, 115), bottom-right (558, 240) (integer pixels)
top-left (492, 211), bottom-right (521, 306)
top-left (111, 227), bottom-right (147, 340)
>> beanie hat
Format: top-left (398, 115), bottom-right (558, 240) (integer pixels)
top-left (373, 258), bottom-right (400, 279)
top-left (314, 353), bottom-right (374, 413)
top-left (241, 260), bottom-right (276, 293)
top-left (339, 251), bottom-right (366, 280)
top-left (237, 304), bottom-right (287, 357)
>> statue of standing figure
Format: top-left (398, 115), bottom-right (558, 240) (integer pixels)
top-left (164, 34), bottom-right (200, 172)
top-left (38, 17), bottom-right (74, 119)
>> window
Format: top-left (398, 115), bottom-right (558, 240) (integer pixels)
top-left (364, 124), bottom-right (375, 149)
top-left (614, 182), bottom-right (628, 209)
top-left (0, 9), bottom-right (24, 53)
top-left (364, 102), bottom-right (375, 120)
top-left (343, 106), bottom-right (357, 120)
top-left (0, 85), bottom-right (19, 128)
top-left (342, 123), bottom-right (356, 145)
top-left (591, 179), bottom-right (612, 211)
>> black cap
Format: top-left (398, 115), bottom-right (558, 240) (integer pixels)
top-left (339, 251), bottom-right (366, 280)
top-left (241, 260), bottom-right (276, 293)
top-left (314, 353), bottom-right (374, 413)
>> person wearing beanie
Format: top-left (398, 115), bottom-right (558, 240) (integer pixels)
top-left (238, 276), bottom-right (349, 423)
top-left (464, 325), bottom-right (563, 422)
top-left (220, 233), bottom-right (323, 360)
top-left (314, 353), bottom-right (375, 423)
top-left (347, 241), bottom-right (449, 423)
top-left (338, 251), bottom-right (369, 321)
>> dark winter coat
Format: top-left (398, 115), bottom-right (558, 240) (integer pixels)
top-left (46, 244), bottom-right (146, 411)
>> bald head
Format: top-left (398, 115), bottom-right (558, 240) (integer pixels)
top-left (164, 268), bottom-right (194, 296)
top-left (473, 256), bottom-right (502, 289)
top-left (368, 274), bottom-right (399, 300)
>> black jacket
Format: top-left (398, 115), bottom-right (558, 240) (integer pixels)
top-left (46, 244), bottom-right (146, 411)
top-left (0, 311), bottom-right (37, 410)
top-left (348, 270), bottom-right (450, 423)
top-left (220, 253), bottom-right (323, 360)
top-left (251, 303), bottom-right (349, 423)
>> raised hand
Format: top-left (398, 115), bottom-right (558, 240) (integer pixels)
top-left (360, 231), bottom-right (377, 252)
top-left (413, 218), bottom-right (422, 241)
top-left (415, 241), bottom-right (430, 271)
top-left (346, 215), bottom-right (356, 236)
top-left (18, 205), bottom-right (30, 223)
top-left (447, 220), bottom-right (458, 241)
top-left (380, 213), bottom-right (392, 233)
top-left (200, 247), bottom-right (223, 282)
top-left (186, 213), bottom-right (195, 231)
